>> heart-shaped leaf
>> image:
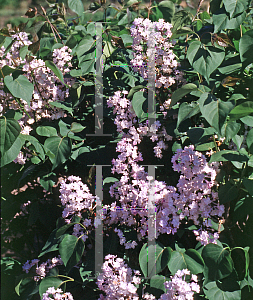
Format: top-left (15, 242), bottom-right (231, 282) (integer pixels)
top-left (139, 242), bottom-right (172, 278)
top-left (204, 279), bottom-right (241, 300)
top-left (39, 277), bottom-right (63, 298)
top-left (171, 83), bottom-right (198, 107)
top-left (36, 126), bottom-right (58, 137)
top-left (177, 102), bottom-right (200, 128)
top-left (187, 41), bottom-right (225, 81)
top-left (132, 91), bottom-right (147, 119)
top-left (198, 93), bottom-right (234, 134)
top-left (168, 249), bottom-right (204, 275)
top-left (239, 29), bottom-right (253, 68)
top-left (4, 75), bottom-right (34, 105)
top-left (202, 243), bottom-right (234, 281)
top-left (44, 136), bottom-right (72, 170)
top-left (0, 117), bottom-right (21, 154)
top-left (59, 235), bottom-right (85, 273)
top-left (223, 0), bottom-right (248, 18)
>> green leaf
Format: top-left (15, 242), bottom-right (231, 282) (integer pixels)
top-left (213, 8), bottom-right (246, 32)
top-left (68, 0), bottom-right (84, 20)
top-left (196, 142), bottom-right (216, 151)
top-left (103, 177), bottom-right (119, 184)
top-left (39, 228), bottom-right (67, 257)
top-left (172, 10), bottom-right (192, 33)
top-left (200, 11), bottom-right (211, 21)
top-left (139, 242), bottom-right (172, 277)
top-left (45, 60), bottom-right (65, 85)
top-left (240, 116), bottom-right (253, 127)
top-left (202, 243), bottom-right (234, 281)
top-left (49, 101), bottom-right (73, 116)
top-left (168, 249), bottom-right (204, 275)
top-left (44, 136), bottom-right (72, 170)
top-left (209, 150), bottom-right (249, 163)
top-left (229, 101), bottom-right (253, 121)
top-left (36, 126), bottom-right (57, 137)
top-left (150, 275), bottom-right (167, 292)
top-left (127, 85), bottom-right (145, 99)
top-left (204, 279), bottom-right (241, 300)
top-left (218, 53), bottom-right (242, 74)
top-left (187, 41), bottom-right (225, 81)
top-left (148, 275), bottom-right (167, 297)
top-left (80, 58), bottom-right (96, 75)
top-left (4, 75), bottom-right (34, 105)
top-left (120, 34), bottom-right (133, 47)
top-left (198, 93), bottom-right (234, 134)
top-left (243, 178), bottom-right (253, 196)
top-left (39, 277), bottom-right (63, 299)
top-left (39, 172), bottom-right (56, 193)
top-left (233, 195), bottom-right (253, 222)
top-left (76, 35), bottom-right (94, 59)
top-left (55, 218), bottom-right (80, 239)
top-left (221, 121), bottom-right (240, 142)
top-left (227, 11), bottom-right (246, 29)
top-left (218, 182), bottom-right (238, 204)
top-left (187, 127), bottom-right (215, 144)
top-left (239, 30), bottom-right (253, 68)
top-left (20, 45), bottom-right (28, 60)
top-left (20, 134), bottom-right (45, 161)
top-left (118, 10), bottom-right (137, 25)
top-left (16, 277), bottom-right (38, 299)
top-left (177, 102), bottom-right (200, 128)
top-left (246, 128), bottom-right (253, 154)
top-left (158, 0), bottom-right (175, 23)
top-left (0, 136), bottom-right (24, 167)
top-left (171, 27), bottom-right (193, 39)
top-left (59, 235), bottom-right (85, 273)
top-left (223, 0), bottom-right (249, 18)
top-left (0, 117), bottom-right (21, 154)
top-left (70, 122), bottom-right (85, 133)
top-left (171, 83), bottom-right (198, 107)
top-left (132, 91), bottom-right (146, 119)
top-left (213, 9), bottom-right (228, 33)
top-left (0, 65), bottom-right (16, 79)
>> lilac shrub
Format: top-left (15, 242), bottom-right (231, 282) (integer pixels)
top-left (2, 1), bottom-right (251, 299)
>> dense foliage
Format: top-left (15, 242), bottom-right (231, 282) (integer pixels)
top-left (1, 0), bottom-right (253, 299)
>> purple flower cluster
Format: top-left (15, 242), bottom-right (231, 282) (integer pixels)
top-left (159, 269), bottom-right (200, 300)
top-left (171, 145), bottom-right (225, 227)
top-left (130, 18), bottom-right (184, 95)
top-left (59, 176), bottom-right (99, 242)
top-left (193, 229), bottom-right (220, 246)
top-left (42, 287), bottom-right (74, 300)
top-left (96, 256), bottom-right (199, 300)
top-left (96, 254), bottom-right (141, 300)
top-left (59, 176), bottom-right (96, 219)
top-left (0, 31), bottom-right (74, 136)
top-left (105, 91), bottom-right (224, 244)
top-left (22, 256), bottom-right (63, 281)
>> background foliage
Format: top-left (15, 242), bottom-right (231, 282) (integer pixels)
top-left (1, 0), bottom-right (253, 299)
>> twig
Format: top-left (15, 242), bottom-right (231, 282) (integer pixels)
top-left (192, 0), bottom-right (204, 22)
